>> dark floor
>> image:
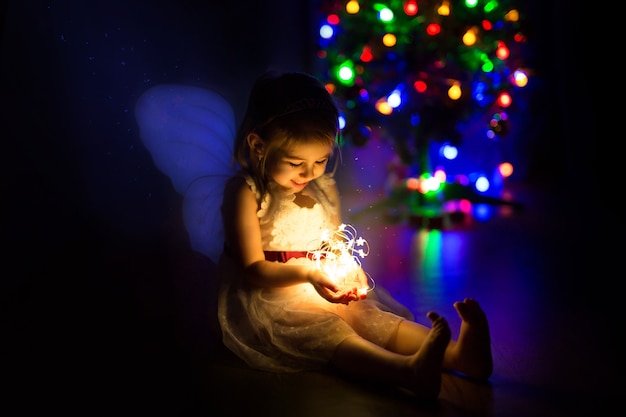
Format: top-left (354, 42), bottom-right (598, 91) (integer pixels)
top-left (4, 173), bottom-right (617, 416)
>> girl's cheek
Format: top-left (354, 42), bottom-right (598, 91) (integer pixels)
top-left (271, 165), bottom-right (291, 176)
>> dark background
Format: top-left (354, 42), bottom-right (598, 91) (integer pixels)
top-left (1, 0), bottom-right (601, 412)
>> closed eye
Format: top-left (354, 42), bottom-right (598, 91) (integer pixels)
top-left (288, 159), bottom-right (326, 168)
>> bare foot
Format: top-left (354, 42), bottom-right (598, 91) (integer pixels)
top-left (404, 311), bottom-right (451, 400)
top-left (451, 298), bottom-right (493, 380)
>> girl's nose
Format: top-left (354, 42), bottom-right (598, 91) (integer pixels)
top-left (300, 164), bottom-right (316, 179)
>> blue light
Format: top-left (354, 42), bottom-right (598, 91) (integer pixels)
top-left (320, 24), bottom-right (334, 40)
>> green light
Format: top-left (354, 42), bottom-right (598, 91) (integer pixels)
top-left (419, 229), bottom-right (442, 280)
top-left (481, 59), bottom-right (494, 73)
top-left (484, 0), bottom-right (499, 13)
top-left (335, 60), bottom-right (356, 86)
top-left (465, 0), bottom-right (478, 8)
top-left (373, 3), bottom-right (394, 22)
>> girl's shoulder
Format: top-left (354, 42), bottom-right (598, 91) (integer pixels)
top-left (224, 173), bottom-right (247, 192)
top-left (223, 172), bottom-right (258, 201)
top-left (223, 171), bottom-right (267, 215)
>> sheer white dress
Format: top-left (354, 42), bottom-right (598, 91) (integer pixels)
top-left (217, 172), bottom-right (412, 372)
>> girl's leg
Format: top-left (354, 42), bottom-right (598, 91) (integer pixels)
top-left (330, 312), bottom-right (451, 400)
top-left (385, 299), bottom-right (493, 380)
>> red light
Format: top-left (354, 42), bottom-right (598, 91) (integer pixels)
top-left (413, 80), bottom-right (427, 93)
top-left (497, 92), bottom-right (512, 107)
top-left (513, 32), bottom-right (527, 42)
top-left (327, 14), bottom-right (340, 25)
top-left (360, 45), bottom-right (373, 62)
top-left (426, 23), bottom-right (441, 36)
top-left (404, 0), bottom-right (418, 15)
top-left (496, 41), bottom-right (510, 60)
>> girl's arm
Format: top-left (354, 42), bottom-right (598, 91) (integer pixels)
top-left (222, 176), bottom-right (356, 303)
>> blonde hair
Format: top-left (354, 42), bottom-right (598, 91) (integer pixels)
top-left (234, 71), bottom-right (340, 198)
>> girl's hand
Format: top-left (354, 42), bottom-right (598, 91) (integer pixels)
top-left (307, 269), bottom-right (359, 305)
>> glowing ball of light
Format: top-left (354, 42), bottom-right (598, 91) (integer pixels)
top-left (475, 176), bottom-right (490, 192)
top-left (307, 224), bottom-right (372, 295)
top-left (512, 69), bottom-right (528, 87)
top-left (320, 24), bottom-right (333, 39)
top-left (382, 33), bottom-right (397, 47)
top-left (387, 89), bottom-right (402, 108)
top-left (336, 61), bottom-right (355, 86)
top-left (497, 91), bottom-right (512, 107)
top-left (487, 111), bottom-right (508, 136)
top-left (327, 14), bottom-right (340, 25)
top-left (404, 0), bottom-right (418, 15)
top-left (455, 174), bottom-right (470, 186)
top-left (465, 0), bottom-right (478, 8)
top-left (496, 41), bottom-right (510, 60)
top-left (505, 9), bottom-right (520, 22)
top-left (499, 162), bottom-right (514, 177)
top-left (484, 0), bottom-right (497, 12)
top-left (448, 83), bottom-right (462, 100)
top-left (473, 81), bottom-right (487, 103)
top-left (422, 176), bottom-right (442, 192)
top-left (375, 98), bottom-right (393, 115)
top-left (481, 59), bottom-right (494, 73)
top-left (406, 177), bottom-right (420, 190)
top-left (514, 32), bottom-right (527, 42)
top-left (413, 80), bottom-right (427, 93)
top-left (360, 45), bottom-right (373, 62)
top-left (433, 169), bottom-right (447, 182)
top-left (378, 7), bottom-right (394, 22)
top-left (339, 66), bottom-right (354, 81)
top-left (426, 23), bottom-right (441, 35)
top-left (441, 144), bottom-right (458, 160)
top-left (473, 204), bottom-right (494, 221)
top-left (438, 1), bottom-right (451, 15)
top-left (346, 0), bottom-right (360, 14)
top-left (462, 28), bottom-right (478, 46)
top-left (338, 114), bottom-right (346, 130)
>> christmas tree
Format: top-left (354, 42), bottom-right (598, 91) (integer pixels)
top-left (314, 0), bottom-right (530, 226)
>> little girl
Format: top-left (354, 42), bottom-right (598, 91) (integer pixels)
top-left (216, 71), bottom-right (493, 400)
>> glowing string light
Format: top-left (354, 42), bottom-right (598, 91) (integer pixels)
top-left (307, 224), bottom-right (374, 296)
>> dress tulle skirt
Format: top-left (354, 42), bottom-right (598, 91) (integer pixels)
top-left (217, 255), bottom-right (412, 372)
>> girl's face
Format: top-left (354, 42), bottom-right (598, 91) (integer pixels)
top-left (269, 141), bottom-right (333, 194)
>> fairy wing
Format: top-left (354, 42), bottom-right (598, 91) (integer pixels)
top-left (135, 84), bottom-right (236, 263)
